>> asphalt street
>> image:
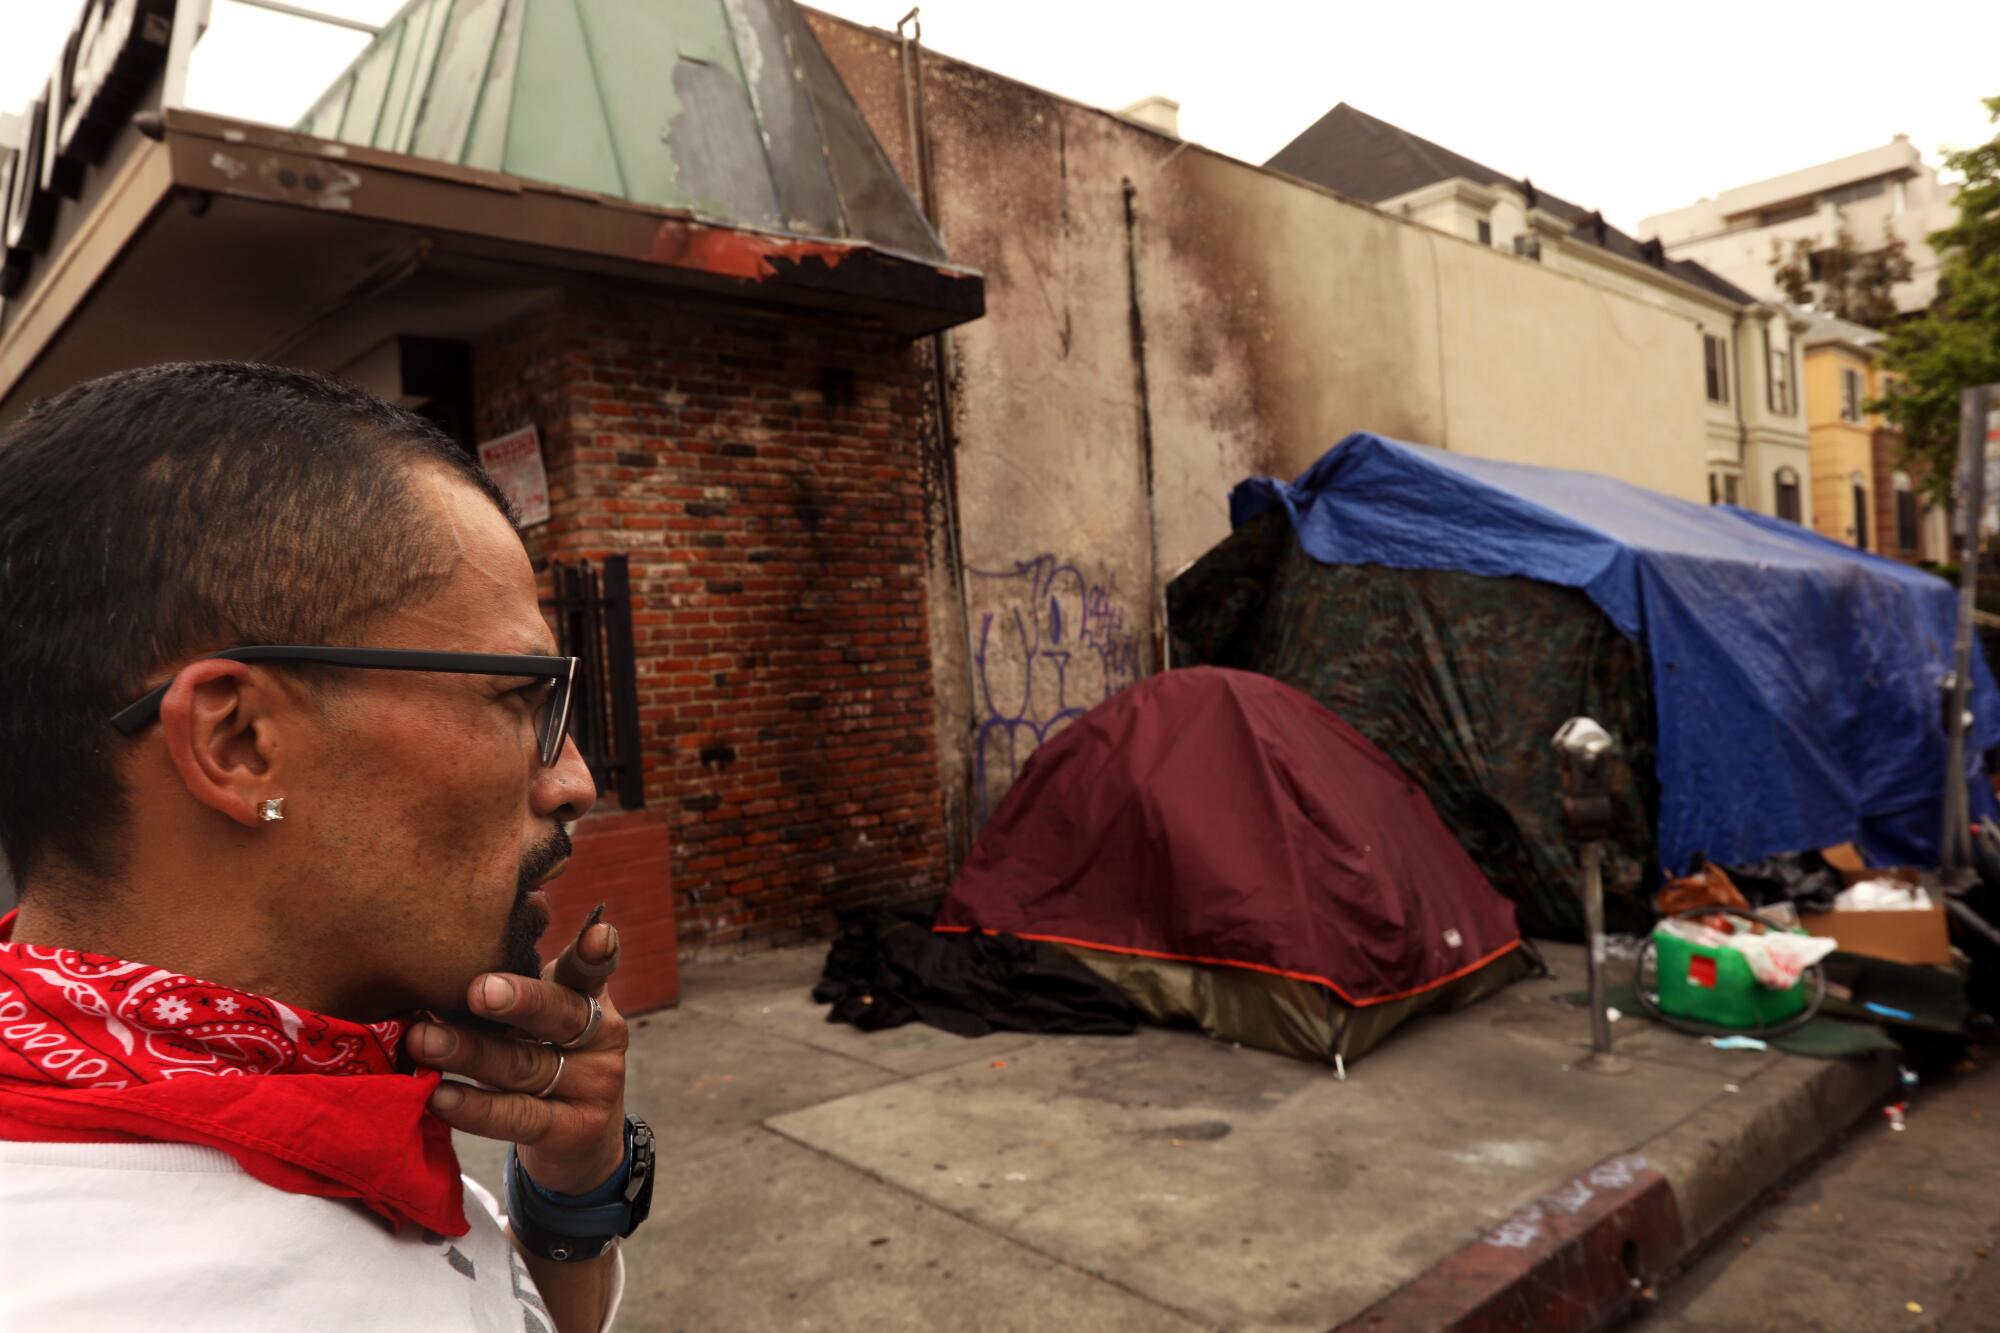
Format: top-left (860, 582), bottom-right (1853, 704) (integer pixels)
top-left (1631, 1038), bottom-right (2000, 1333)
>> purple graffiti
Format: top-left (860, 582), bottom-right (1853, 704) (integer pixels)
top-left (970, 556), bottom-right (1143, 821)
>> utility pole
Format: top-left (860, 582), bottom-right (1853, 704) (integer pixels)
top-left (1944, 384), bottom-right (2000, 875)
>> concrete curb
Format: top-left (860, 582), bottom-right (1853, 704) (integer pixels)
top-left (1645, 1049), bottom-right (1896, 1251)
top-left (1334, 1050), bottom-right (1898, 1332)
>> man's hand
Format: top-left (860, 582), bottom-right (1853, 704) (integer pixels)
top-left (409, 922), bottom-right (630, 1333)
top-left (409, 921), bottom-right (629, 1193)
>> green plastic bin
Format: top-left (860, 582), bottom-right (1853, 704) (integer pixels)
top-left (1654, 926), bottom-right (1809, 1030)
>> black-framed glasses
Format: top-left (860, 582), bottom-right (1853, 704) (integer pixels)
top-left (107, 646), bottom-right (581, 767)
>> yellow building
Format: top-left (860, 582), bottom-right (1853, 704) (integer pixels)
top-left (1800, 312), bottom-right (1945, 561)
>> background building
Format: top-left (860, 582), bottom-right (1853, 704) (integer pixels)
top-left (1263, 103), bottom-right (1812, 523)
top-left (1641, 138), bottom-right (1959, 316)
top-left (1798, 311), bottom-right (1947, 562)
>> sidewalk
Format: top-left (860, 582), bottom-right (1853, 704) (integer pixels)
top-left (457, 942), bottom-right (1896, 1331)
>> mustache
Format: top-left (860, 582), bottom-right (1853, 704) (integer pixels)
top-left (516, 825), bottom-right (573, 897)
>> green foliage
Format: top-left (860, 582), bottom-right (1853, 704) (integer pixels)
top-left (1876, 96), bottom-right (2000, 505)
top-left (1770, 219), bottom-right (1914, 327)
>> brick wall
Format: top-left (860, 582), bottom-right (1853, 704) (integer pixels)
top-left (1864, 434), bottom-right (1944, 564)
top-left (1873, 435), bottom-right (1899, 559)
top-left (540, 810), bottom-right (679, 1013)
top-left (473, 290), bottom-right (948, 960)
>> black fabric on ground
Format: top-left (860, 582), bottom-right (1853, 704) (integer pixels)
top-left (1819, 952), bottom-right (1972, 1035)
top-left (813, 904), bottom-right (1140, 1038)
top-left (1721, 851), bottom-right (1842, 913)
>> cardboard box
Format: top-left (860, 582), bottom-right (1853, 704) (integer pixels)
top-left (1799, 860), bottom-right (1951, 966)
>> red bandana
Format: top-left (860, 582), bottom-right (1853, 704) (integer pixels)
top-left (0, 912), bottom-right (466, 1235)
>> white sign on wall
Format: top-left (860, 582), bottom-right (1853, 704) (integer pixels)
top-left (477, 425), bottom-right (551, 528)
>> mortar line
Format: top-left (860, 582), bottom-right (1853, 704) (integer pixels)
top-left (760, 1122), bottom-right (1225, 1331)
top-left (673, 1002), bottom-right (928, 1081)
top-left (678, 998), bottom-right (1049, 1082)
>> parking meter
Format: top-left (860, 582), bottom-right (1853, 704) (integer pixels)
top-left (1555, 717), bottom-right (1618, 843)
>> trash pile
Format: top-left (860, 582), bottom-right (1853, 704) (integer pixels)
top-left (1592, 844), bottom-right (1996, 1066)
top-left (1654, 917), bottom-right (1835, 993)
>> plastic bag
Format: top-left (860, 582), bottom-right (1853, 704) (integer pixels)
top-left (1833, 879), bottom-right (1932, 912)
top-left (1655, 918), bottom-right (1838, 990)
top-left (1721, 850), bottom-right (1843, 914)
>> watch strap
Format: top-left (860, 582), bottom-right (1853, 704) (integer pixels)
top-left (506, 1117), bottom-right (654, 1263)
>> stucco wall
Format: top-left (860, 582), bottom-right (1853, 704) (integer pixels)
top-left (1806, 348), bottom-right (1876, 548)
top-left (810, 11), bottom-right (1712, 839)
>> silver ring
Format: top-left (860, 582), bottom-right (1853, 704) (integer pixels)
top-left (533, 1049), bottom-right (566, 1099)
top-left (555, 995), bottom-right (602, 1050)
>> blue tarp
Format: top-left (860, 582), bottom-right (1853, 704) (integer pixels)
top-left (1233, 432), bottom-right (2000, 873)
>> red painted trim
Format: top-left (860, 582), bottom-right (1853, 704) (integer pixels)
top-left (931, 925), bottom-right (1521, 1009)
top-left (1336, 1154), bottom-right (1683, 1332)
top-left (647, 222), bottom-right (858, 281)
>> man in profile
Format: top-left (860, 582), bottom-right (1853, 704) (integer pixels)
top-left (0, 362), bottom-right (654, 1330)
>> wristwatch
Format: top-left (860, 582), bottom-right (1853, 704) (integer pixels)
top-left (505, 1116), bottom-right (655, 1262)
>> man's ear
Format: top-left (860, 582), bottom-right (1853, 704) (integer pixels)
top-left (156, 660), bottom-right (290, 828)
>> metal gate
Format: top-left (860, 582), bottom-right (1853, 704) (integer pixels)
top-left (544, 554), bottom-right (645, 809)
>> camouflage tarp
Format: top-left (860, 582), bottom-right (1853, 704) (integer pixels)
top-left (1168, 512), bottom-right (1658, 940)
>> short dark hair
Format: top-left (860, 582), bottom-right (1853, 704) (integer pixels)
top-left (0, 361), bottom-right (512, 889)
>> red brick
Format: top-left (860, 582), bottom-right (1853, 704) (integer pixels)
top-left (476, 294), bottom-right (946, 961)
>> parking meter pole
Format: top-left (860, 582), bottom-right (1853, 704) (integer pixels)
top-left (1581, 841), bottom-right (1615, 1060)
top-left (1554, 717), bottom-right (1631, 1076)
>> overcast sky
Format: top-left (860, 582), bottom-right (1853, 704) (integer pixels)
top-left (2, 0), bottom-right (1994, 231)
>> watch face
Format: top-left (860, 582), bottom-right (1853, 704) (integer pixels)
top-left (625, 1117), bottom-right (656, 1231)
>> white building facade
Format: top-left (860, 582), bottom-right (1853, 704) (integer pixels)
top-left (1386, 178), bottom-right (1811, 521)
top-left (1265, 107), bottom-right (1813, 524)
top-left (1640, 137), bottom-right (1958, 316)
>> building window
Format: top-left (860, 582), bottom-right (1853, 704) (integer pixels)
top-left (1775, 466), bottom-right (1802, 522)
top-left (1757, 201), bottom-right (1817, 227)
top-left (1765, 327), bottom-right (1796, 416)
top-left (1723, 474), bottom-right (1740, 506)
top-left (1709, 473), bottom-right (1720, 506)
top-left (1841, 368), bottom-right (1863, 422)
top-left (1852, 473), bottom-right (1870, 550)
top-left (1703, 334), bottom-right (1730, 404)
top-left (1477, 218), bottom-right (1492, 246)
top-left (1894, 471), bottom-right (1918, 552)
top-left (1513, 233), bottom-right (1542, 261)
top-left (1822, 177), bottom-right (1887, 208)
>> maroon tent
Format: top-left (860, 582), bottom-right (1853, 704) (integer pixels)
top-left (940, 668), bottom-right (1532, 1063)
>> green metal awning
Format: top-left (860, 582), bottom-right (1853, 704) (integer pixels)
top-left (298, 0), bottom-right (946, 263)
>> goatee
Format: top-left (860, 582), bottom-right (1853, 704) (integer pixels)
top-left (501, 824), bottom-right (570, 977)
top-left (447, 826), bottom-right (569, 1032)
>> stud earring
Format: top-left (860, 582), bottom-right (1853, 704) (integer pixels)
top-left (257, 798), bottom-right (286, 823)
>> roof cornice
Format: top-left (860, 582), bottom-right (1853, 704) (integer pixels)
top-left (1538, 228), bottom-right (1747, 315)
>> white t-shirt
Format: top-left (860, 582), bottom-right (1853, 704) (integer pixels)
top-left (0, 1139), bottom-right (623, 1331)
